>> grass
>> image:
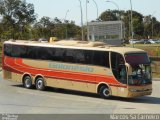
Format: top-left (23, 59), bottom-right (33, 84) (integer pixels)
top-left (126, 44), bottom-right (160, 57)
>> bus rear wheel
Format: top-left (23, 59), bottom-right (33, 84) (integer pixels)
top-left (99, 86), bottom-right (111, 99)
top-left (23, 76), bottom-right (32, 89)
top-left (35, 77), bottom-right (45, 91)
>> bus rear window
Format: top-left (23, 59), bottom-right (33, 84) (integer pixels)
top-left (125, 53), bottom-right (150, 65)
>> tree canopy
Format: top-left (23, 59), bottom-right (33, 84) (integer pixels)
top-left (99, 10), bottom-right (160, 39)
top-left (0, 0), bottom-right (36, 39)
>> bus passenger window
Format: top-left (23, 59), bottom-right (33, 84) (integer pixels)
top-left (65, 49), bottom-right (76, 63)
top-left (4, 44), bottom-right (12, 56)
top-left (26, 46), bottom-right (38, 59)
top-left (53, 48), bottom-right (65, 62)
top-left (111, 52), bottom-right (127, 84)
top-left (75, 50), bottom-right (85, 63)
top-left (12, 45), bottom-right (26, 58)
top-left (93, 51), bottom-right (109, 68)
top-left (84, 50), bottom-right (93, 65)
top-left (118, 65), bottom-right (127, 84)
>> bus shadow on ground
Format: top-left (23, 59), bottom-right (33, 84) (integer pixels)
top-left (12, 84), bottom-right (160, 105)
top-left (45, 86), bottom-right (100, 99)
top-left (12, 84), bottom-right (100, 98)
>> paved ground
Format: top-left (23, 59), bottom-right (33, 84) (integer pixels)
top-left (0, 73), bottom-right (160, 114)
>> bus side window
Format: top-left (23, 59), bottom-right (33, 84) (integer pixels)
top-left (84, 50), bottom-right (93, 65)
top-left (111, 52), bottom-right (125, 70)
top-left (37, 47), bottom-right (52, 60)
top-left (75, 50), bottom-right (85, 63)
top-left (20, 46), bottom-right (28, 58)
top-left (11, 45), bottom-right (26, 58)
top-left (93, 51), bottom-right (110, 68)
top-left (65, 49), bottom-right (76, 63)
top-left (111, 52), bottom-right (126, 83)
top-left (53, 48), bottom-right (65, 62)
top-left (26, 46), bottom-right (38, 59)
top-left (4, 44), bottom-right (12, 56)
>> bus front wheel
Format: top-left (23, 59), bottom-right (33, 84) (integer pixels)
top-left (35, 77), bottom-right (45, 91)
top-left (99, 86), bottom-right (111, 99)
top-left (23, 76), bottom-right (32, 89)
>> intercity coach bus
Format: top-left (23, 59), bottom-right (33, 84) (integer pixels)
top-left (2, 40), bottom-right (152, 98)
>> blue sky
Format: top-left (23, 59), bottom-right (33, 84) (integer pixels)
top-left (26, 0), bottom-right (160, 25)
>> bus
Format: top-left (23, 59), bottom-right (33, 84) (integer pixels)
top-left (2, 40), bottom-right (152, 98)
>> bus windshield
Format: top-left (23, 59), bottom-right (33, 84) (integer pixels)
top-left (125, 53), bottom-right (152, 86)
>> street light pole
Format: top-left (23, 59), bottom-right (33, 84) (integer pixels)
top-left (130, 0), bottom-right (133, 39)
top-left (152, 17), bottom-right (154, 39)
top-left (64, 10), bottom-right (69, 39)
top-left (86, 0), bottom-right (99, 41)
top-left (86, 0), bottom-right (89, 40)
top-left (106, 0), bottom-right (120, 20)
top-left (78, 0), bottom-right (84, 40)
top-left (151, 11), bottom-right (156, 38)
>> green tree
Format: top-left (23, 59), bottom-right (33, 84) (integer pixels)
top-left (153, 21), bottom-right (160, 38)
top-left (99, 10), bottom-right (144, 39)
top-left (32, 16), bottom-right (81, 40)
top-left (143, 15), bottom-right (152, 38)
top-left (143, 16), bottom-right (160, 38)
top-left (32, 16), bottom-right (54, 38)
top-left (0, 0), bottom-right (36, 39)
top-left (99, 10), bottom-right (119, 21)
top-left (132, 11), bottom-right (144, 38)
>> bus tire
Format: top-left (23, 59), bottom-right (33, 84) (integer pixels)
top-left (23, 76), bottom-right (32, 89)
top-left (35, 77), bottom-right (45, 91)
top-left (99, 86), bottom-right (111, 99)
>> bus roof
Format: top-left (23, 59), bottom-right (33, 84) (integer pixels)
top-left (4, 40), bottom-right (146, 55)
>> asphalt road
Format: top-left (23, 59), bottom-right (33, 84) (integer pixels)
top-left (0, 72), bottom-right (160, 114)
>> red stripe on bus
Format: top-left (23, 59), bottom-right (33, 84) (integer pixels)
top-left (4, 57), bottom-right (124, 86)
